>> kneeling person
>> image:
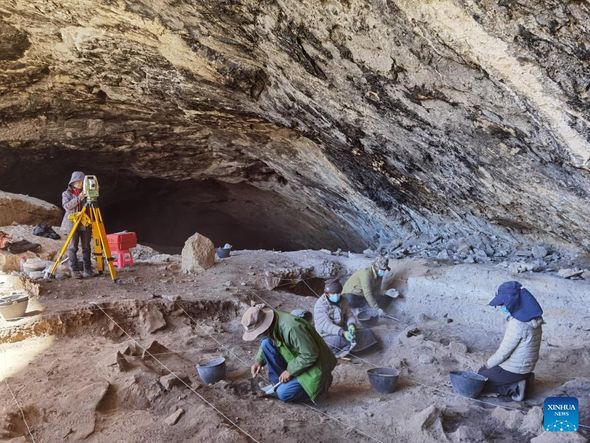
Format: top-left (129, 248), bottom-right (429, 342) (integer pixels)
top-left (243, 304), bottom-right (337, 403)
top-left (314, 280), bottom-right (357, 357)
top-left (479, 281), bottom-right (543, 401)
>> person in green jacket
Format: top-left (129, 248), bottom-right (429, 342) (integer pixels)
top-left (242, 304), bottom-right (337, 403)
top-left (342, 256), bottom-right (390, 313)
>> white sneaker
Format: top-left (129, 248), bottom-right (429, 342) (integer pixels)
top-left (511, 380), bottom-right (526, 401)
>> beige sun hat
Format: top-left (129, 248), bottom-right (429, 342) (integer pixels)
top-left (241, 304), bottom-right (274, 341)
top-left (373, 256), bottom-right (391, 271)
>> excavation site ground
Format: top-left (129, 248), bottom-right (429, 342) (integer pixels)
top-left (1, 247), bottom-right (588, 442)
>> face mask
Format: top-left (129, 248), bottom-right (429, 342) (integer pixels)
top-left (328, 293), bottom-right (341, 303)
top-left (377, 269), bottom-right (386, 278)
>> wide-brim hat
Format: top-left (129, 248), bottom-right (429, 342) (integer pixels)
top-left (489, 281), bottom-right (543, 322)
top-left (241, 304), bottom-right (274, 341)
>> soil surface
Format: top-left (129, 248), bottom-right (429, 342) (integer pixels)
top-left (1, 250), bottom-right (588, 442)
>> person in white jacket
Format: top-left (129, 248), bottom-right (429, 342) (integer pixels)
top-left (479, 281), bottom-right (543, 401)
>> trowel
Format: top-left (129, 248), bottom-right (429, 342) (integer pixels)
top-left (335, 339), bottom-right (357, 359)
top-left (260, 381), bottom-right (282, 397)
top-left (250, 376), bottom-right (282, 397)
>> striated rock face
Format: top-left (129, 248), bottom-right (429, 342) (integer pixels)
top-left (0, 0), bottom-right (589, 250)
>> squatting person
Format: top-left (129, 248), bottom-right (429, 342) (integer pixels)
top-left (242, 303), bottom-right (336, 403)
top-left (342, 256), bottom-right (391, 313)
top-left (313, 279), bottom-right (357, 357)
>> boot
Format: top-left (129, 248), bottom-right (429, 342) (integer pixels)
top-left (82, 262), bottom-right (93, 278)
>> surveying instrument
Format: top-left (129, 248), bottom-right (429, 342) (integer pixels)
top-left (48, 175), bottom-right (118, 282)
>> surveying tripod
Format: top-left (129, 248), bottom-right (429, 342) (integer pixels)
top-left (49, 190), bottom-right (118, 282)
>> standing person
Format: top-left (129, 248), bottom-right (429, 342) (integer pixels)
top-left (242, 304), bottom-right (337, 403)
top-left (479, 281), bottom-right (543, 401)
top-left (313, 280), bottom-right (357, 357)
top-left (342, 256), bottom-right (391, 313)
top-left (61, 171), bottom-right (92, 279)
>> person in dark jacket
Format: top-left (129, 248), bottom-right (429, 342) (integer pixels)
top-left (479, 281), bottom-right (543, 401)
top-left (61, 171), bottom-right (92, 279)
top-left (243, 304), bottom-right (337, 403)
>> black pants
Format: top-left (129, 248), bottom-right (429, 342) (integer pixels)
top-left (478, 366), bottom-right (530, 397)
top-left (343, 293), bottom-right (388, 309)
top-left (67, 228), bottom-right (92, 272)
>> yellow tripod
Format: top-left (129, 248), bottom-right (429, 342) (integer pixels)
top-left (49, 204), bottom-right (118, 282)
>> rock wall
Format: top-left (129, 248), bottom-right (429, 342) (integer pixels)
top-left (0, 190), bottom-right (62, 226)
top-left (0, 0), bottom-right (589, 250)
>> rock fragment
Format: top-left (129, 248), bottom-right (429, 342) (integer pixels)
top-left (491, 407), bottom-right (523, 430)
top-left (160, 373), bottom-right (189, 391)
top-left (557, 268), bottom-right (584, 279)
top-left (448, 341), bottom-right (468, 355)
top-left (165, 408), bottom-right (185, 426)
top-left (449, 425), bottom-right (486, 442)
top-left (139, 304), bottom-right (167, 334)
top-left (181, 232), bottom-right (215, 273)
top-left (407, 405), bottom-right (447, 441)
top-left (532, 246), bottom-right (549, 259)
top-left (519, 406), bottom-right (543, 435)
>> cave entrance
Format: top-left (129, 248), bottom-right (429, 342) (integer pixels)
top-left (22, 177), bottom-right (364, 253)
top-left (0, 152), bottom-right (366, 252)
top-left (99, 177), bottom-right (362, 253)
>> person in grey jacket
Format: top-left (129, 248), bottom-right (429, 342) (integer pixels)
top-left (61, 171), bottom-right (92, 279)
top-left (479, 281), bottom-right (543, 401)
top-left (313, 280), bottom-right (357, 357)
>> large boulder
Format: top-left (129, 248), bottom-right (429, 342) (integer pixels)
top-left (0, 191), bottom-right (61, 226)
top-left (181, 232), bottom-right (215, 273)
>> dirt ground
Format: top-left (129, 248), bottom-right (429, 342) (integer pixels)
top-left (1, 250), bottom-right (589, 442)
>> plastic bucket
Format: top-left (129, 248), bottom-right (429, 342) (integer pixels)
top-left (367, 367), bottom-right (400, 393)
top-left (357, 309), bottom-right (379, 327)
top-left (196, 357), bottom-right (226, 384)
top-left (216, 247), bottom-right (231, 259)
top-left (449, 371), bottom-right (488, 398)
top-left (0, 293), bottom-right (29, 321)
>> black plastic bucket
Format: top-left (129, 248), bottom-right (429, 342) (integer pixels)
top-left (196, 357), bottom-right (226, 384)
top-left (367, 367), bottom-right (400, 393)
top-left (449, 371), bottom-right (488, 398)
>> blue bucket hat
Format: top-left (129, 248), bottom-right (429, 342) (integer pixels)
top-left (488, 281), bottom-right (543, 322)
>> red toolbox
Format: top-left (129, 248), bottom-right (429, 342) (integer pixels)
top-left (107, 232), bottom-right (137, 251)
